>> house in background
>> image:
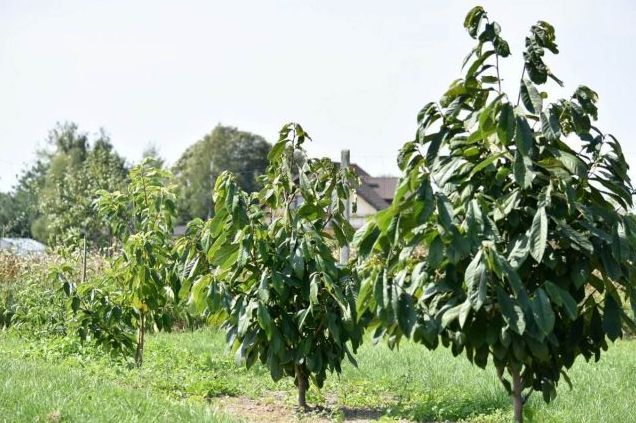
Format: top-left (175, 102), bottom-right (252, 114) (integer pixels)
top-left (348, 164), bottom-right (397, 229)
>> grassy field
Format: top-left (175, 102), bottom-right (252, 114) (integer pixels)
top-left (1, 330), bottom-right (635, 422)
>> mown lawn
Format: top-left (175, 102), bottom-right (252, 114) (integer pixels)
top-left (1, 330), bottom-right (635, 422)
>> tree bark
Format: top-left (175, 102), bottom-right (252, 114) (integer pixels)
top-left (135, 313), bottom-right (145, 367)
top-left (295, 363), bottom-right (308, 409)
top-left (510, 366), bottom-right (523, 423)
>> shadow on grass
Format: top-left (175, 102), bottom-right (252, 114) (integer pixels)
top-left (382, 392), bottom-right (511, 422)
top-left (339, 406), bottom-right (383, 420)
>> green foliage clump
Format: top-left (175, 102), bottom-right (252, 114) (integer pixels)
top-left (178, 123), bottom-right (362, 407)
top-left (355, 6), bottom-right (636, 422)
top-left (35, 123), bottom-right (129, 247)
top-left (0, 253), bottom-right (68, 335)
top-left (0, 251), bottom-right (135, 357)
top-left (1, 158), bottom-right (48, 239)
top-left (0, 122), bottom-right (128, 246)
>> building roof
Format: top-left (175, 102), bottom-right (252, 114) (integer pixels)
top-left (364, 177), bottom-right (398, 203)
top-left (357, 181), bottom-right (391, 210)
top-left (173, 225), bottom-right (187, 237)
top-left (350, 164), bottom-right (398, 212)
top-left (0, 238), bottom-right (47, 255)
top-left (332, 162), bottom-right (398, 211)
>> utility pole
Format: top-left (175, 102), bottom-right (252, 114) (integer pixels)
top-left (340, 149), bottom-right (351, 264)
top-left (209, 162), bottom-right (215, 219)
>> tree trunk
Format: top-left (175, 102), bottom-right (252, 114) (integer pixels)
top-left (135, 313), bottom-right (145, 367)
top-left (510, 366), bottom-right (523, 423)
top-left (295, 363), bottom-right (308, 409)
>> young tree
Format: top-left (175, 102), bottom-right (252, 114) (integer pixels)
top-left (177, 123), bottom-right (362, 408)
top-left (354, 7), bottom-right (636, 422)
top-left (95, 158), bottom-right (178, 366)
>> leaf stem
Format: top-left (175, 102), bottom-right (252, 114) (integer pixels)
top-left (495, 51), bottom-right (502, 93)
top-left (516, 66), bottom-right (527, 107)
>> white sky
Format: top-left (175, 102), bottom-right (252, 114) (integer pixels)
top-left (1, 0), bottom-right (635, 192)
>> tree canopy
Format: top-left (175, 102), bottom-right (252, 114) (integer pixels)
top-left (177, 123), bottom-right (362, 407)
top-left (354, 7), bottom-right (636, 422)
top-left (0, 123), bottom-right (128, 246)
top-left (0, 159), bottom-right (47, 239)
top-left (172, 125), bottom-right (270, 223)
top-left (35, 123), bottom-right (128, 246)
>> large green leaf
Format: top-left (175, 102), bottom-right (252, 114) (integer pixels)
top-left (356, 276), bottom-right (373, 315)
top-left (441, 303), bottom-right (463, 329)
top-left (529, 207), bottom-right (548, 263)
top-left (507, 233), bottom-right (530, 270)
top-left (491, 250), bottom-right (531, 310)
top-left (531, 288), bottom-right (555, 337)
top-left (541, 110), bottom-right (561, 141)
top-left (497, 287), bottom-right (526, 335)
top-left (427, 235), bottom-right (444, 269)
top-left (494, 189), bottom-right (520, 221)
top-left (397, 293), bottom-right (417, 336)
top-left (557, 222), bottom-right (593, 254)
top-left (497, 102), bottom-right (516, 145)
top-left (425, 131), bottom-right (446, 165)
top-left (464, 6), bottom-right (486, 38)
top-left (291, 247), bottom-right (305, 279)
top-left (544, 281), bottom-right (578, 320)
top-left (514, 116), bottom-right (534, 156)
top-left (257, 303), bottom-right (273, 340)
top-left (550, 148), bottom-right (586, 178)
top-left (514, 151), bottom-right (534, 189)
top-left (465, 250), bottom-right (487, 310)
top-left (469, 153), bottom-right (504, 177)
top-left (309, 274), bottom-right (319, 307)
top-left (459, 300), bottom-right (472, 328)
top-left (258, 272), bottom-right (270, 302)
top-left (603, 292), bottom-right (622, 341)
top-left (520, 79), bottom-right (543, 114)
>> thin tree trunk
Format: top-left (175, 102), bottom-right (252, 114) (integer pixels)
top-left (81, 235), bottom-right (87, 283)
top-left (135, 313), bottom-right (145, 367)
top-left (510, 366), bottom-right (523, 423)
top-left (295, 363), bottom-right (308, 409)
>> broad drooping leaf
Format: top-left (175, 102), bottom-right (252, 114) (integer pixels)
top-left (354, 6), bottom-right (636, 417)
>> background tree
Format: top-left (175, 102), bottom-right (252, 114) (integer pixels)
top-left (35, 123), bottom-right (128, 247)
top-left (0, 159), bottom-right (48, 239)
top-left (141, 143), bottom-right (165, 169)
top-left (177, 123), bottom-right (362, 408)
top-left (354, 7), bottom-right (636, 422)
top-left (172, 125), bottom-right (270, 222)
top-left (95, 157), bottom-right (179, 366)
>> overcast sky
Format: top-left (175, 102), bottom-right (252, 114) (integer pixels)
top-left (1, 0), bottom-right (635, 192)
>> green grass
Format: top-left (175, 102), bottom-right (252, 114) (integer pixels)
top-left (1, 330), bottom-right (635, 422)
top-left (0, 337), bottom-right (234, 422)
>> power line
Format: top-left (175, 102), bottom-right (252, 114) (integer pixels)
top-left (0, 159), bottom-right (25, 167)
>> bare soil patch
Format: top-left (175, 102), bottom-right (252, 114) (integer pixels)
top-left (212, 395), bottom-right (411, 422)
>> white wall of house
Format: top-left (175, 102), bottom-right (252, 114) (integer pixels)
top-left (351, 196), bottom-right (377, 228)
